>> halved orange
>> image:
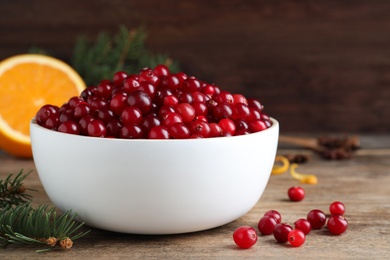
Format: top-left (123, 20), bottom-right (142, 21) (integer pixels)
top-left (0, 54), bottom-right (86, 158)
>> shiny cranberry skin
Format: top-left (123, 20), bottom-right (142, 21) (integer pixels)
top-left (89, 96), bottom-right (109, 110)
top-left (258, 215), bottom-right (277, 235)
top-left (139, 81), bottom-right (157, 99)
top-left (96, 81), bottom-right (114, 99)
top-left (247, 98), bottom-right (264, 111)
top-left (213, 103), bottom-right (233, 119)
top-left (58, 121), bottom-right (80, 135)
top-left (121, 106), bottom-right (143, 125)
top-left (79, 115), bottom-right (95, 135)
top-left (80, 86), bottom-right (96, 101)
top-left (233, 226), bottom-right (258, 249)
top-left (106, 119), bottom-right (123, 137)
top-left (68, 96), bottom-right (84, 108)
top-left (127, 90), bottom-right (152, 115)
top-left (307, 209), bottom-right (327, 229)
top-left (73, 102), bottom-right (91, 119)
top-left (178, 91), bottom-right (193, 104)
top-left (43, 114), bottom-right (60, 130)
top-left (153, 64), bottom-right (170, 77)
top-left (173, 72), bottom-right (188, 85)
top-left (154, 87), bottom-right (174, 106)
top-left (189, 120), bottom-right (211, 137)
top-left (122, 75), bottom-right (140, 94)
top-left (113, 71), bottom-right (128, 87)
top-left (168, 122), bottom-right (191, 139)
top-left (191, 91), bottom-right (206, 103)
top-left (288, 229), bottom-right (306, 247)
top-left (248, 108), bottom-right (262, 121)
top-left (192, 102), bottom-right (208, 116)
top-left (182, 77), bottom-right (201, 92)
top-left (148, 125), bottom-right (170, 139)
top-left (110, 93), bottom-right (128, 115)
top-left (215, 91), bottom-right (234, 104)
top-left (202, 84), bottom-right (216, 97)
top-left (141, 114), bottom-right (161, 133)
top-left (160, 74), bottom-right (181, 90)
top-left (264, 210), bottom-right (282, 224)
top-left (248, 120), bottom-right (267, 133)
top-left (294, 219), bottom-right (311, 235)
top-left (329, 201), bottom-right (345, 215)
top-left (120, 124), bottom-right (143, 139)
top-left (209, 122), bottom-right (223, 137)
top-left (164, 95), bottom-right (179, 107)
top-left (273, 223), bottom-right (293, 243)
top-left (232, 93), bottom-right (248, 104)
top-left (288, 186), bottom-right (305, 202)
top-left (162, 112), bottom-right (183, 126)
top-left (87, 120), bottom-right (107, 137)
top-left (94, 109), bottom-right (115, 125)
top-left (327, 215), bottom-right (348, 235)
top-left (234, 119), bottom-right (249, 131)
top-left (218, 118), bottom-right (236, 135)
top-left (59, 109), bottom-right (76, 123)
top-left (158, 105), bottom-right (176, 119)
top-left (139, 68), bottom-right (159, 85)
top-left (175, 103), bottom-right (196, 123)
top-left (231, 103), bottom-right (250, 120)
top-left (36, 105), bottom-right (59, 125)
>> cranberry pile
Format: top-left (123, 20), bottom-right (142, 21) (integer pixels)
top-left (35, 65), bottom-right (272, 139)
top-left (233, 201), bottom-right (348, 249)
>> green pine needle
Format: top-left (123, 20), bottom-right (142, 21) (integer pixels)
top-left (0, 203), bottom-right (90, 252)
top-left (0, 171), bottom-right (90, 252)
top-left (0, 170), bottom-right (35, 209)
top-left (71, 25), bottom-right (180, 86)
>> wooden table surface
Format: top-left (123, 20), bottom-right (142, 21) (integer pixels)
top-left (1, 136), bottom-right (389, 259)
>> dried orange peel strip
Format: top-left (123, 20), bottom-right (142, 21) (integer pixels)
top-left (271, 155), bottom-right (290, 175)
top-left (290, 163), bottom-right (318, 184)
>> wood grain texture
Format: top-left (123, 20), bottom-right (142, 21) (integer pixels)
top-left (1, 0), bottom-right (390, 133)
top-left (0, 142), bottom-right (389, 259)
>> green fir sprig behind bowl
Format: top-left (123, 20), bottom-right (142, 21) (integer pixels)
top-left (71, 25), bottom-right (180, 86)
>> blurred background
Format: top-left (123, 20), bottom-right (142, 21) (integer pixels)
top-left (1, 0), bottom-right (389, 134)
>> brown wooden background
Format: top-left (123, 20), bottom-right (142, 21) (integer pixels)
top-left (1, 0), bottom-right (390, 134)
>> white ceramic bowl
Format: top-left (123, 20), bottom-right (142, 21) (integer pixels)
top-left (30, 118), bottom-right (279, 235)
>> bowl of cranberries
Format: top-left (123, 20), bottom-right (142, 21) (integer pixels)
top-left (30, 65), bottom-right (279, 234)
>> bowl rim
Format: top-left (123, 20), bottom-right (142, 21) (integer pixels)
top-left (30, 117), bottom-right (278, 143)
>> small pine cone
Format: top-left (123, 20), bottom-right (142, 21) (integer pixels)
top-left (17, 185), bottom-right (27, 193)
top-left (59, 237), bottom-right (73, 249)
top-left (45, 237), bottom-right (58, 247)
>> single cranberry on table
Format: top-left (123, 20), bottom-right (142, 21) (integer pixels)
top-left (233, 226), bottom-right (258, 249)
top-left (307, 209), bottom-right (327, 229)
top-left (273, 223), bottom-right (293, 243)
top-left (288, 186), bottom-right (305, 202)
top-left (294, 218), bottom-right (311, 235)
top-left (258, 215), bottom-right (278, 235)
top-left (327, 215), bottom-right (348, 235)
top-left (288, 229), bottom-right (306, 247)
top-left (264, 210), bottom-right (282, 224)
top-left (329, 201), bottom-right (345, 215)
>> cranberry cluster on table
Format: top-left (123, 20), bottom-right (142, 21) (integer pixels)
top-left (35, 65), bottom-right (272, 139)
top-left (233, 201), bottom-right (348, 249)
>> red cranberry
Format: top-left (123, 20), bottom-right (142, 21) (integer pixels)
top-left (327, 215), bottom-right (348, 235)
top-left (233, 226), bottom-right (258, 249)
top-left (288, 186), bottom-right (305, 202)
top-left (273, 223), bottom-right (293, 243)
top-left (307, 209), bottom-right (327, 229)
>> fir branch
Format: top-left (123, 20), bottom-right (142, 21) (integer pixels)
top-left (0, 170), bottom-right (35, 209)
top-left (71, 25), bottom-right (180, 86)
top-left (0, 203), bottom-right (90, 252)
